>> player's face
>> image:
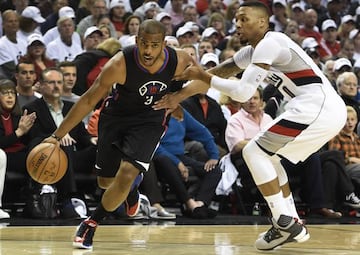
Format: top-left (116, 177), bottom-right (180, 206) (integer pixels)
top-left (235, 7), bottom-right (266, 45)
top-left (136, 33), bottom-right (165, 67)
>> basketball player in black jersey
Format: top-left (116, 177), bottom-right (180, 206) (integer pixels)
top-left (43, 20), bottom-right (195, 250)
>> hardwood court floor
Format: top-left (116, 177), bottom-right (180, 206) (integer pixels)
top-left (0, 222), bottom-right (359, 254)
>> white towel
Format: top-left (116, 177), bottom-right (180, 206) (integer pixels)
top-left (215, 154), bottom-right (239, 195)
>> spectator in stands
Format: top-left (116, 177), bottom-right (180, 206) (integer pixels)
top-left (337, 15), bottom-right (356, 42)
top-left (201, 27), bottom-right (221, 56)
top-left (0, 149), bottom-right (9, 218)
top-left (350, 29), bottom-right (360, 62)
top-left (298, 9), bottom-right (322, 42)
top-left (58, 61), bottom-right (79, 103)
top-left (165, 35), bottom-right (179, 48)
top-left (181, 43), bottom-right (198, 62)
top-left (155, 12), bottom-right (173, 36)
top-left (24, 67), bottom-right (97, 218)
top-left (218, 92), bottom-right (241, 121)
top-left (15, 61), bottom-right (41, 108)
top-left (40, 0), bottom-right (69, 34)
top-left (290, 3), bottom-right (305, 27)
top-left (198, 0), bottom-right (225, 29)
top-left (98, 24), bottom-right (111, 39)
top-left (328, 106), bottom-right (360, 194)
top-left (19, 33), bottom-right (56, 84)
top-left (109, 0), bottom-right (131, 38)
top-left (75, 0), bottom-right (92, 25)
top-left (338, 38), bottom-right (355, 64)
top-left (283, 19), bottom-right (304, 46)
top-left (153, 105), bottom-right (222, 219)
top-left (207, 12), bottom-right (226, 44)
top-left (46, 14), bottom-right (83, 63)
top-left (269, 0), bottom-right (288, 32)
top-left (43, 6), bottom-right (81, 46)
top-left (77, 0), bottom-right (108, 39)
top-left (0, 10), bottom-right (27, 80)
top-left (323, 59), bottom-right (336, 88)
top-left (0, 79), bottom-right (37, 219)
top-left (319, 0), bottom-right (342, 27)
top-left (134, 1), bottom-right (161, 21)
top-left (163, 0), bottom-right (184, 27)
top-left (319, 19), bottom-right (340, 61)
top-left (83, 26), bottom-right (104, 52)
top-left (175, 25), bottom-right (194, 47)
top-left (95, 14), bottom-right (117, 39)
top-left (173, 5), bottom-right (203, 37)
top-left (73, 37), bottom-right (121, 96)
top-left (17, 6), bottom-right (45, 43)
top-left (333, 58), bottom-right (353, 81)
top-left (118, 15), bottom-right (141, 49)
top-left (336, 72), bottom-right (360, 122)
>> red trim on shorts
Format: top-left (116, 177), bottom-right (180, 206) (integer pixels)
top-left (284, 69), bottom-right (317, 79)
top-left (268, 124), bottom-right (303, 137)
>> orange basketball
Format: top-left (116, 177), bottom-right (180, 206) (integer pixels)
top-left (26, 142), bottom-right (68, 184)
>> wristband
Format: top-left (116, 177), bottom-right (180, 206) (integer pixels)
top-left (51, 133), bottom-right (61, 141)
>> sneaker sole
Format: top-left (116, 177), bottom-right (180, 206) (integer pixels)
top-left (126, 201), bottom-right (140, 217)
top-left (344, 202), bottom-right (360, 209)
top-left (72, 240), bottom-right (93, 250)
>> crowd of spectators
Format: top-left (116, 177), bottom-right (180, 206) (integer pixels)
top-left (1, 0), bottom-right (360, 221)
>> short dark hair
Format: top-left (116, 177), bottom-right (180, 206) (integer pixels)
top-left (138, 19), bottom-right (166, 40)
top-left (0, 79), bottom-right (21, 115)
top-left (57, 61), bottom-right (76, 69)
top-left (240, 1), bottom-right (271, 16)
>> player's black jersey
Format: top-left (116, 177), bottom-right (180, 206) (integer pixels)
top-left (102, 45), bottom-right (178, 120)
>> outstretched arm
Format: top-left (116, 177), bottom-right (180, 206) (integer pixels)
top-left (153, 57), bottom-right (243, 110)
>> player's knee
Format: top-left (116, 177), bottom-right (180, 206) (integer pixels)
top-left (97, 176), bottom-right (114, 189)
top-left (242, 140), bottom-right (258, 162)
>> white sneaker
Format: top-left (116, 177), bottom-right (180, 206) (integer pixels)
top-left (0, 209), bottom-right (10, 219)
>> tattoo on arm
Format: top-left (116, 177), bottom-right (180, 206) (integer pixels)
top-left (208, 58), bottom-right (242, 78)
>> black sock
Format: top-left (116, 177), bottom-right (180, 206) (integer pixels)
top-left (90, 202), bottom-right (110, 223)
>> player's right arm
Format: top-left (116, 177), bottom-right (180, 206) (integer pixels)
top-left (49, 52), bottom-right (126, 140)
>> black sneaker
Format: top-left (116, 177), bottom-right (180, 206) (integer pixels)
top-left (73, 218), bottom-right (97, 249)
top-left (344, 192), bottom-right (360, 209)
top-left (255, 215), bottom-right (310, 250)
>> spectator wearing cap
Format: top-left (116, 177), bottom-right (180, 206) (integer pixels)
top-left (46, 14), bottom-right (83, 63)
top-left (333, 57), bottom-right (353, 85)
top-left (337, 15), bottom-right (356, 42)
top-left (173, 5), bottom-right (203, 39)
top-left (18, 6), bottom-right (45, 43)
top-left (290, 3), bottom-right (305, 27)
top-left (201, 27), bottom-right (221, 56)
top-left (156, 12), bottom-right (173, 36)
top-left (40, 0), bottom-right (69, 34)
top-left (298, 9), bottom-right (323, 43)
top-left (43, 6), bottom-right (82, 46)
top-left (349, 29), bottom-right (360, 62)
top-left (269, 0), bottom-right (289, 32)
top-left (183, 21), bottom-right (201, 43)
top-left (83, 26), bottom-right (103, 51)
top-left (133, 1), bottom-right (162, 21)
top-left (306, 0), bottom-right (327, 29)
top-left (318, 19), bottom-right (340, 61)
top-left (176, 26), bottom-right (194, 46)
top-left (165, 35), bottom-right (179, 48)
top-left (118, 15), bottom-right (142, 49)
top-left (200, 52), bottom-right (219, 70)
top-left (0, 10), bottom-right (27, 80)
top-left (77, 0), bottom-right (107, 40)
top-left (19, 33), bottom-right (56, 83)
top-left (109, 0), bottom-right (131, 38)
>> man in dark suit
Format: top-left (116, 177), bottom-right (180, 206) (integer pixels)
top-left (23, 67), bottom-right (97, 219)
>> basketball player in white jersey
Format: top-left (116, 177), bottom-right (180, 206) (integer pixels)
top-left (153, 1), bottom-right (347, 251)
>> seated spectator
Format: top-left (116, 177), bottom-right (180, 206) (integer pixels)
top-left (73, 37), bottom-right (121, 96)
top-left (118, 15), bottom-right (142, 49)
top-left (318, 19), bottom-right (340, 61)
top-left (17, 6), bottom-right (45, 43)
top-left (83, 26), bottom-right (104, 52)
top-left (19, 33), bottom-right (56, 83)
top-left (23, 67), bottom-right (97, 219)
top-left (153, 105), bottom-right (222, 219)
top-left (46, 14), bottom-right (83, 63)
top-left (14, 61), bottom-right (42, 108)
top-left (0, 149), bottom-right (9, 218)
top-left (0, 10), bottom-right (27, 80)
top-left (328, 106), bottom-right (360, 193)
top-left (218, 92), bottom-right (241, 121)
top-left (0, 79), bottom-right (37, 219)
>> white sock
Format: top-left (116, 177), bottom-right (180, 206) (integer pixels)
top-left (284, 193), bottom-right (300, 221)
top-left (264, 191), bottom-right (291, 221)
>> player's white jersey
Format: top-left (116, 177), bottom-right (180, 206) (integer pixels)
top-left (233, 31), bottom-right (331, 101)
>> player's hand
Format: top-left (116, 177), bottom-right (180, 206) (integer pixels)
top-left (173, 62), bottom-right (211, 83)
top-left (60, 133), bottom-right (76, 146)
top-left (153, 93), bottom-right (180, 112)
top-left (42, 136), bottom-right (60, 145)
top-left (204, 159), bottom-right (218, 172)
